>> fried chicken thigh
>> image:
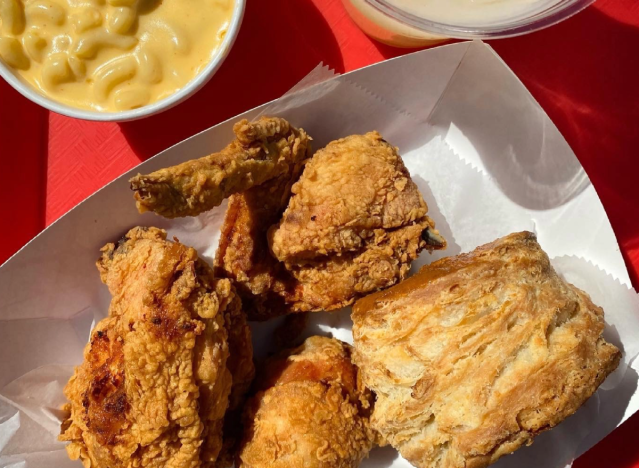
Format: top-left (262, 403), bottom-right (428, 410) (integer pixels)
top-left (59, 227), bottom-right (254, 468)
top-left (270, 131), bottom-right (442, 262)
top-left (352, 232), bottom-right (620, 468)
top-left (130, 117), bottom-right (310, 218)
top-left (237, 336), bottom-right (376, 468)
top-left (267, 131), bottom-right (446, 312)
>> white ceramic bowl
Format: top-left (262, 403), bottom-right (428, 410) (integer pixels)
top-left (0, 0), bottom-right (245, 122)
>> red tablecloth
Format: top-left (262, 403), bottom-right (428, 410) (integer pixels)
top-left (1, 0), bottom-right (639, 465)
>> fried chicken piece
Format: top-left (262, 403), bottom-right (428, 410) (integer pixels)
top-left (237, 336), bottom-right (376, 468)
top-left (284, 221), bottom-right (432, 311)
top-left (216, 130), bottom-right (444, 317)
top-left (352, 232), bottom-right (621, 468)
top-left (215, 302), bottom-right (255, 468)
top-left (130, 117), bottom-right (310, 218)
top-left (270, 131), bottom-right (444, 262)
top-left (59, 227), bottom-right (251, 468)
top-left (213, 123), bottom-right (311, 321)
top-left (266, 131), bottom-right (445, 312)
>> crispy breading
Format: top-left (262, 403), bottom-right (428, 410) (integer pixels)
top-left (214, 300), bottom-right (255, 468)
top-left (130, 117), bottom-right (310, 218)
top-left (352, 232), bottom-right (621, 468)
top-left (237, 336), bottom-right (376, 468)
top-left (264, 131), bottom-right (445, 313)
top-left (269, 131), bottom-right (445, 263)
top-left (59, 227), bottom-right (250, 468)
top-left (131, 126), bottom-right (442, 319)
top-left (213, 123), bottom-right (311, 320)
top-left (216, 131), bottom-right (444, 318)
top-left (284, 220), bottom-right (434, 312)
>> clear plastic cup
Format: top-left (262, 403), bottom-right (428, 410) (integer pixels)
top-left (342, 0), bottom-right (597, 47)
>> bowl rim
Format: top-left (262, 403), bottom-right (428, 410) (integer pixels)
top-left (0, 0), bottom-right (246, 122)
top-left (362, 0), bottom-right (596, 38)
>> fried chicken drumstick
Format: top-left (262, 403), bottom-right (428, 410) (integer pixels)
top-left (237, 336), bottom-right (376, 468)
top-left (59, 227), bottom-right (254, 468)
top-left (130, 117), bottom-right (311, 218)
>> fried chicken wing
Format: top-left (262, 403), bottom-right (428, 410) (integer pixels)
top-left (237, 336), bottom-right (376, 468)
top-left (59, 227), bottom-right (252, 468)
top-left (352, 232), bottom-right (621, 468)
top-left (130, 117), bottom-right (310, 218)
top-left (213, 123), bottom-right (311, 321)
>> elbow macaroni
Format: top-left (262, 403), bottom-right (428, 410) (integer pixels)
top-left (0, 0), bottom-right (233, 111)
top-left (0, 0), bottom-right (25, 35)
top-left (106, 7), bottom-right (135, 35)
top-left (26, 1), bottom-right (66, 26)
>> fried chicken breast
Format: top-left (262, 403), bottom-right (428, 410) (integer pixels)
top-left (59, 227), bottom-right (253, 468)
top-left (130, 117), bottom-right (310, 218)
top-left (237, 336), bottom-right (376, 468)
top-left (352, 232), bottom-right (621, 468)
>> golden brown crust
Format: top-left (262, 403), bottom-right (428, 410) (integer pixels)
top-left (59, 227), bottom-right (251, 468)
top-left (215, 130), bottom-right (444, 318)
top-left (129, 117), bottom-right (307, 218)
top-left (352, 231), bottom-right (620, 468)
top-left (213, 121), bottom-right (311, 321)
top-left (263, 132), bottom-right (445, 315)
top-left (237, 337), bottom-right (376, 468)
top-left (284, 219), bottom-right (437, 312)
top-left (213, 299), bottom-right (256, 468)
top-left (269, 131), bottom-right (445, 263)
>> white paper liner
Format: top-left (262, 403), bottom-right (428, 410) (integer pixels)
top-left (1, 43), bottom-right (638, 468)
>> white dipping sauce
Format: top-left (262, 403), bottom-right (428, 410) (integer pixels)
top-left (385, 0), bottom-right (563, 26)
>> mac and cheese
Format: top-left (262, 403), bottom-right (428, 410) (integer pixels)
top-left (0, 0), bottom-right (233, 111)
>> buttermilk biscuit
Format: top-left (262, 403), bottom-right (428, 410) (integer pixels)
top-left (352, 231), bottom-right (620, 468)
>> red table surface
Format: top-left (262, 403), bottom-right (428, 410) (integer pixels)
top-left (1, 0), bottom-right (639, 465)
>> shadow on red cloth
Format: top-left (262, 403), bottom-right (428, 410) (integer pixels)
top-left (0, 81), bottom-right (48, 265)
top-left (119, 0), bottom-right (344, 161)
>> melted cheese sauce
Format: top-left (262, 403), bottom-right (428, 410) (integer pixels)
top-left (0, 0), bottom-right (233, 111)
